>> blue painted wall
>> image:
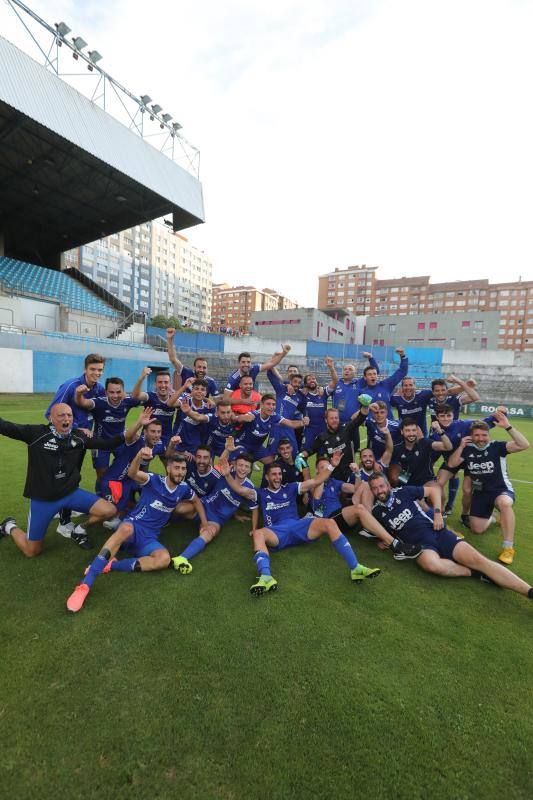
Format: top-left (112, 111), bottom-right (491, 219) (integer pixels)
top-left (33, 352), bottom-right (161, 393)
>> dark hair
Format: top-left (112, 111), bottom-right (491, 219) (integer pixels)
top-left (287, 364), bottom-right (298, 371)
top-left (238, 352), bottom-right (251, 361)
top-left (195, 445), bottom-right (212, 457)
top-left (234, 451), bottom-right (253, 465)
top-left (264, 462), bottom-right (283, 477)
top-left (155, 371), bottom-right (171, 380)
top-left (105, 377), bottom-right (124, 389)
top-left (216, 398), bottom-right (232, 408)
top-left (261, 393), bottom-right (276, 403)
top-left (193, 357), bottom-right (207, 366)
top-left (145, 419), bottom-right (162, 429)
top-left (277, 438), bottom-right (292, 448)
top-left (373, 400), bottom-right (387, 410)
top-left (431, 379), bottom-right (447, 390)
top-left (471, 421), bottom-right (490, 432)
top-left (167, 454), bottom-right (187, 465)
top-left (400, 417), bottom-right (418, 429)
top-left (316, 456), bottom-right (331, 466)
top-left (304, 374), bottom-right (316, 385)
top-left (84, 353), bottom-right (105, 368)
top-left (368, 471), bottom-right (388, 485)
top-left (191, 378), bottom-right (208, 389)
top-left (363, 364), bottom-right (377, 376)
top-left (239, 374), bottom-right (254, 384)
top-left (402, 376), bottom-right (415, 385)
top-left (435, 404), bottom-right (453, 415)
top-left (290, 374), bottom-right (303, 381)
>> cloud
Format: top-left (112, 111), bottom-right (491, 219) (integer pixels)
top-left (3, 0), bottom-right (533, 305)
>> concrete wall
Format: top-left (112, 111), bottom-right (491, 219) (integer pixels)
top-left (59, 307), bottom-right (117, 339)
top-left (365, 311), bottom-right (500, 350)
top-left (0, 348), bottom-right (33, 392)
top-left (223, 335), bottom-right (307, 358)
top-left (0, 296), bottom-right (59, 331)
top-left (250, 307), bottom-right (360, 344)
top-left (443, 349), bottom-right (515, 366)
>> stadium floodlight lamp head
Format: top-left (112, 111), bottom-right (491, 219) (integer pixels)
top-left (151, 104), bottom-right (162, 115)
top-left (162, 113), bottom-right (172, 123)
top-left (72, 36), bottom-right (88, 50)
top-left (172, 122), bottom-right (182, 132)
top-left (140, 95), bottom-right (152, 106)
top-left (55, 21), bottom-right (71, 37)
top-left (89, 50), bottom-right (102, 64)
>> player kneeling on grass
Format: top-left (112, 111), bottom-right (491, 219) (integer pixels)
top-left (365, 473), bottom-right (533, 601)
top-left (216, 451), bottom-right (381, 596)
top-left (66, 452), bottom-right (211, 612)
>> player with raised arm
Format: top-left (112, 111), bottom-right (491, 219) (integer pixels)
top-left (296, 406), bottom-right (366, 481)
top-left (0, 403), bottom-right (133, 554)
top-left (353, 347), bottom-right (408, 418)
top-left (310, 456), bottom-right (422, 560)
top-left (360, 400), bottom-right (402, 460)
top-left (166, 327), bottom-right (219, 397)
top-left (218, 451), bottom-right (381, 595)
top-left (331, 353), bottom-right (378, 423)
top-left (266, 367), bottom-right (307, 457)
top-left (166, 379), bottom-right (210, 461)
top-left (184, 446), bottom-right (221, 498)
top-left (299, 357), bottom-right (339, 452)
top-left (231, 394), bottom-right (309, 465)
top-left (74, 376), bottom-right (141, 490)
top-left (447, 413), bottom-right (529, 564)
top-left (66, 451), bottom-right (211, 612)
top-left (131, 366), bottom-right (176, 450)
top-left (177, 398), bottom-right (238, 458)
top-left (222, 345), bottom-right (292, 400)
top-left (390, 377), bottom-right (434, 435)
top-left (365, 473), bottom-right (533, 602)
top-left (427, 375), bottom-right (480, 421)
top-left (171, 452), bottom-right (258, 574)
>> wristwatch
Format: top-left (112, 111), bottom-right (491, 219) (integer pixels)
top-left (505, 425), bottom-right (513, 431)
top-left (434, 508), bottom-right (442, 514)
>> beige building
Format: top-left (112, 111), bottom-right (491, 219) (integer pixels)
top-left (211, 284), bottom-right (298, 333)
top-left (317, 265), bottom-right (533, 351)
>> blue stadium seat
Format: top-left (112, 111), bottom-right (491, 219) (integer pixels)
top-left (0, 256), bottom-right (118, 318)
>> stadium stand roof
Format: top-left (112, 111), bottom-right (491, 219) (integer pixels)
top-left (0, 34), bottom-right (205, 266)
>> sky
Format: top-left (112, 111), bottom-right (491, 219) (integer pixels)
top-left (2, 0), bottom-right (533, 306)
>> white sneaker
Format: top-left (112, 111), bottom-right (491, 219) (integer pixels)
top-left (358, 529), bottom-right (378, 540)
top-left (53, 510), bottom-right (83, 519)
top-left (57, 522), bottom-right (75, 538)
top-left (103, 517), bottom-right (121, 531)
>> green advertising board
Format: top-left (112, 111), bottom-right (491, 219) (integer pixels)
top-left (464, 402), bottom-right (533, 419)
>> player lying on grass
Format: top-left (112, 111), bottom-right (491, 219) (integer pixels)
top-left (309, 456), bottom-right (422, 560)
top-left (66, 451), bottom-right (211, 612)
top-left (446, 412), bottom-right (529, 565)
top-left (0, 402), bottom-right (142, 556)
top-left (364, 473), bottom-right (533, 601)
top-left (171, 452), bottom-right (258, 574)
top-left (216, 451), bottom-right (382, 596)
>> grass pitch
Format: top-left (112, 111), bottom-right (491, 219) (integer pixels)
top-left (0, 394), bottom-right (532, 800)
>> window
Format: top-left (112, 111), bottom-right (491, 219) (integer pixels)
top-left (378, 324), bottom-right (385, 333)
top-left (461, 321), bottom-right (470, 328)
top-left (417, 322), bottom-right (425, 330)
top-left (429, 321), bottom-right (437, 329)
top-left (474, 321), bottom-right (483, 330)
top-left (389, 323), bottom-right (396, 333)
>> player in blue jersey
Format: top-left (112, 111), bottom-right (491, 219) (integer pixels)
top-left (360, 400), bottom-right (402, 459)
top-left (352, 347), bottom-right (408, 418)
top-left (216, 451), bottom-right (381, 594)
top-left (132, 366), bottom-right (177, 449)
top-left (74, 376), bottom-right (142, 489)
top-left (166, 327), bottom-right (219, 397)
top-left (447, 413), bottom-right (529, 565)
top-left (427, 375), bottom-right (480, 420)
top-left (309, 455), bottom-right (422, 560)
top-left (332, 354), bottom-right (378, 423)
top-left (430, 404), bottom-right (498, 516)
top-left (171, 452), bottom-right (258, 574)
top-left (179, 398), bottom-right (238, 457)
top-left (184, 446), bottom-right (221, 498)
top-left (222, 345), bottom-right (292, 399)
top-left (389, 417), bottom-right (452, 490)
top-left (45, 353), bottom-right (106, 429)
top-left (299, 357), bottom-right (339, 451)
top-left (66, 451), bottom-right (211, 612)
top-left (366, 472), bottom-right (533, 602)
top-left (232, 394), bottom-right (309, 464)
top-left (98, 412), bottom-right (176, 530)
top-left (167, 379), bottom-right (210, 459)
top-left (266, 368), bottom-right (307, 456)
top-left (390, 377), bottom-right (433, 435)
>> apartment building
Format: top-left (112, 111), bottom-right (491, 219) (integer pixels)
top-left (211, 284), bottom-right (298, 333)
top-left (317, 265), bottom-right (533, 350)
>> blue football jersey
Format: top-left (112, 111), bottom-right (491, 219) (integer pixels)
top-left (332, 380), bottom-right (359, 423)
top-left (267, 370), bottom-right (305, 419)
top-left (204, 413), bottom-right (239, 456)
top-left (255, 482), bottom-right (302, 526)
top-left (391, 438), bottom-right (436, 486)
top-left (372, 485), bottom-right (433, 542)
top-left (459, 441), bottom-right (513, 493)
top-left (301, 388), bottom-right (333, 429)
top-left (365, 418), bottom-right (402, 459)
top-left (234, 410), bottom-right (283, 452)
top-left (142, 391), bottom-right (176, 441)
top-left (103, 435), bottom-right (165, 481)
top-left (308, 477), bottom-right (345, 517)
top-left (225, 364), bottom-right (261, 392)
top-left (354, 356), bottom-right (409, 418)
top-left (129, 473), bottom-right (194, 528)
top-left (173, 398), bottom-right (209, 450)
top-left (390, 389), bottom-right (433, 435)
top-left (180, 365), bottom-right (218, 397)
top-left (203, 475), bottom-right (258, 523)
top-left (91, 396), bottom-right (141, 439)
top-left (427, 393), bottom-right (462, 421)
top-left (45, 374), bottom-right (106, 428)
top-left (185, 464), bottom-right (221, 497)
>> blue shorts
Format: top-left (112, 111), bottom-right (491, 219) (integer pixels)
top-left (419, 528), bottom-right (464, 560)
top-left (470, 489), bottom-right (515, 520)
top-left (204, 506), bottom-right (227, 527)
top-left (267, 516), bottom-right (315, 551)
top-left (100, 477), bottom-right (137, 515)
top-left (27, 488), bottom-right (99, 541)
top-left (122, 518), bottom-right (167, 558)
top-left (91, 450), bottom-right (112, 470)
top-left (267, 425), bottom-right (298, 457)
top-left (301, 426), bottom-right (324, 453)
top-left (229, 445), bottom-right (270, 462)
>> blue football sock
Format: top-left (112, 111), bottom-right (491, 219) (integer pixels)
top-left (180, 536), bottom-right (207, 560)
top-left (253, 550), bottom-right (271, 577)
top-left (83, 553), bottom-right (109, 588)
top-left (110, 558), bottom-right (139, 572)
top-left (332, 534), bottom-right (358, 570)
top-left (447, 478), bottom-right (459, 510)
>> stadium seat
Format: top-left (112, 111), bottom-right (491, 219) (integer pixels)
top-left (0, 256), bottom-right (118, 318)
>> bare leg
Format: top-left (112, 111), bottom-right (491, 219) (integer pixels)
top-left (353, 504), bottom-right (394, 546)
top-left (8, 527), bottom-right (43, 558)
top-left (453, 541), bottom-right (530, 596)
top-left (495, 495), bottom-right (515, 545)
top-left (137, 548), bottom-right (171, 571)
top-left (469, 515), bottom-right (493, 534)
top-left (462, 476), bottom-right (472, 516)
top-left (417, 549), bottom-right (471, 577)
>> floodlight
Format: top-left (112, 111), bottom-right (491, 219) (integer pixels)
top-left (88, 50), bottom-right (102, 63)
top-left (151, 104), bottom-right (162, 114)
top-left (162, 113), bottom-right (172, 123)
top-left (55, 21), bottom-right (71, 37)
top-left (140, 95), bottom-right (152, 105)
top-left (72, 36), bottom-right (87, 51)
